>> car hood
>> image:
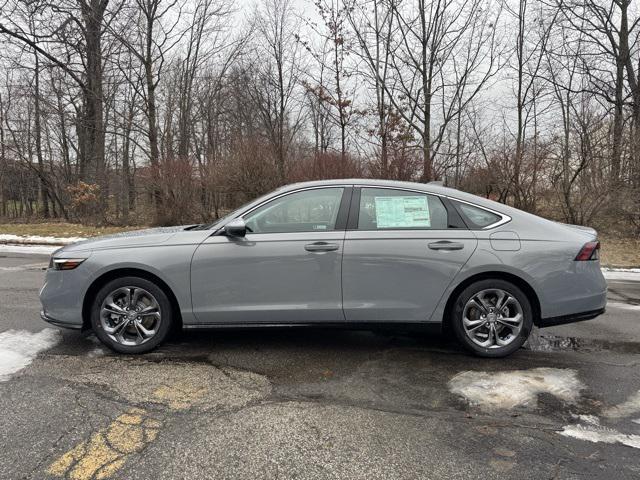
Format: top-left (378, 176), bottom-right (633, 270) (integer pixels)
top-left (56, 225), bottom-right (195, 254)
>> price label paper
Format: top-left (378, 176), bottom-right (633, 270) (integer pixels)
top-left (374, 196), bottom-right (431, 228)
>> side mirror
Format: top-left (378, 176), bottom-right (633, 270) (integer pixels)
top-left (224, 218), bottom-right (247, 237)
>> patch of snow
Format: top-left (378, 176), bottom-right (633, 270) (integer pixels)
top-left (603, 267), bottom-right (640, 273)
top-left (560, 419), bottom-right (640, 450)
top-left (559, 394), bottom-right (640, 450)
top-left (573, 414), bottom-right (600, 425)
top-left (448, 367), bottom-right (584, 410)
top-left (0, 329), bottom-right (60, 381)
top-left (602, 268), bottom-right (640, 281)
top-left (0, 244), bottom-right (60, 255)
top-left (0, 262), bottom-right (48, 272)
top-left (87, 347), bottom-right (106, 358)
top-left (604, 390), bottom-right (640, 419)
top-left (0, 234), bottom-right (85, 246)
top-left (606, 302), bottom-right (640, 311)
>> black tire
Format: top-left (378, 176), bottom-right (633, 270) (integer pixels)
top-left (451, 279), bottom-right (533, 358)
top-left (90, 276), bottom-right (173, 354)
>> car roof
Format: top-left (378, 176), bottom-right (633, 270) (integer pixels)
top-left (278, 178), bottom-right (486, 205)
top-left (276, 178), bottom-right (539, 222)
top-left (279, 178), bottom-right (448, 194)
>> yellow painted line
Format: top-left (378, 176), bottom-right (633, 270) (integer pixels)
top-left (47, 408), bottom-right (161, 480)
top-left (47, 382), bottom-right (209, 479)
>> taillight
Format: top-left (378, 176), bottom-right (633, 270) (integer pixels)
top-left (575, 241), bottom-right (600, 261)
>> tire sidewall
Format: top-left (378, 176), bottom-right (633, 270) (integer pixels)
top-left (91, 276), bottom-right (173, 354)
top-left (452, 279), bottom-right (533, 358)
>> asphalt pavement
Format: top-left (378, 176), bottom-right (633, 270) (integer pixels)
top-left (1, 251), bottom-right (639, 479)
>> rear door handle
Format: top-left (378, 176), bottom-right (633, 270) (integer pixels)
top-left (428, 241), bottom-right (464, 251)
top-left (305, 242), bottom-right (340, 252)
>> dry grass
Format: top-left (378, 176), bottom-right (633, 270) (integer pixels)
top-left (599, 235), bottom-right (640, 268)
top-left (0, 222), bottom-right (141, 238)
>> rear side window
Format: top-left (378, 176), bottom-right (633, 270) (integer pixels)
top-left (455, 202), bottom-right (502, 228)
top-left (358, 188), bottom-right (448, 230)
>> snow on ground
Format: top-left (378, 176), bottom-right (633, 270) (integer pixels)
top-left (449, 369), bottom-right (640, 449)
top-left (0, 329), bottom-right (60, 381)
top-left (0, 244), bottom-right (60, 254)
top-left (560, 414), bottom-right (640, 450)
top-left (448, 367), bottom-right (585, 410)
top-left (560, 422), bottom-right (640, 449)
top-left (607, 301), bottom-right (640, 311)
top-left (605, 390), bottom-right (640, 419)
top-left (0, 262), bottom-right (49, 272)
top-left (0, 234), bottom-right (85, 246)
top-left (602, 268), bottom-right (640, 281)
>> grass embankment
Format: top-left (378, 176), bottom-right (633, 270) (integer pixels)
top-left (599, 235), bottom-right (640, 269)
top-left (0, 222), bottom-right (637, 267)
top-left (0, 222), bottom-right (140, 238)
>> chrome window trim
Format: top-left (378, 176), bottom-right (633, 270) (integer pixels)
top-left (213, 185), bottom-right (349, 234)
top-left (241, 185), bottom-right (348, 219)
top-left (217, 183), bottom-right (510, 232)
top-left (449, 197), bottom-right (512, 230)
top-left (352, 184), bottom-right (511, 230)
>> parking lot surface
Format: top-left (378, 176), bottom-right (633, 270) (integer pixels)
top-left (1, 251), bottom-right (639, 479)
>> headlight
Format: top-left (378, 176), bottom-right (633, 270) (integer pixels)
top-left (50, 258), bottom-right (87, 270)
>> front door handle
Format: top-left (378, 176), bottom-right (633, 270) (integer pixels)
top-left (428, 241), bottom-right (464, 251)
top-left (305, 242), bottom-right (339, 252)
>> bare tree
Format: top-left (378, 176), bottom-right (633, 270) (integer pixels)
top-left (252, 0), bottom-right (304, 184)
top-left (556, 0), bottom-right (639, 185)
top-left (346, 0), bottom-right (396, 177)
top-left (303, 0), bottom-right (361, 176)
top-left (375, 0), bottom-right (504, 182)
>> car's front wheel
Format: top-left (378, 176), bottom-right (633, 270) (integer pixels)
top-left (451, 279), bottom-right (533, 358)
top-left (91, 276), bottom-right (173, 354)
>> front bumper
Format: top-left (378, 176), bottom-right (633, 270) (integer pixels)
top-left (39, 266), bottom-right (88, 329)
top-left (40, 310), bottom-right (83, 330)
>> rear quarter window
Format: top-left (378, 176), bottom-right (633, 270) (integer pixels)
top-left (455, 202), bottom-right (502, 229)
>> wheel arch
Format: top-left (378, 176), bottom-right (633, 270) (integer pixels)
top-left (441, 271), bottom-right (542, 337)
top-left (82, 267), bottom-right (183, 331)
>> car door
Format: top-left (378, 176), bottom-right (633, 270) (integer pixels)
top-left (342, 187), bottom-right (478, 322)
top-left (191, 186), bottom-right (351, 324)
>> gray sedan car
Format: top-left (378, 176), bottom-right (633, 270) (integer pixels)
top-left (40, 179), bottom-right (606, 357)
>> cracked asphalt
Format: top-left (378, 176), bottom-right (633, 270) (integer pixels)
top-left (1, 251), bottom-right (640, 479)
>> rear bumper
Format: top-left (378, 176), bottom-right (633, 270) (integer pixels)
top-left (536, 307), bottom-right (605, 328)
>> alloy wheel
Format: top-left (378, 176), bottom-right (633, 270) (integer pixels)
top-left (462, 288), bottom-right (524, 348)
top-left (100, 286), bottom-right (162, 346)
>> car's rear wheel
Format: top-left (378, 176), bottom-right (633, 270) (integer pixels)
top-left (451, 279), bottom-right (533, 358)
top-left (90, 276), bottom-right (173, 354)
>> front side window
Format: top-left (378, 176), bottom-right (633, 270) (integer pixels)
top-left (358, 188), bottom-right (448, 230)
top-left (244, 188), bottom-right (344, 234)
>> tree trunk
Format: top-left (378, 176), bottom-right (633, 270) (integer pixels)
top-left (144, 6), bottom-right (162, 222)
top-left (34, 52), bottom-right (49, 218)
top-left (80, 0), bottom-right (108, 216)
top-left (420, 0), bottom-right (433, 182)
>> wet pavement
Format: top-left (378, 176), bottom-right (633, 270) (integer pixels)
top-left (1, 252), bottom-right (639, 479)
